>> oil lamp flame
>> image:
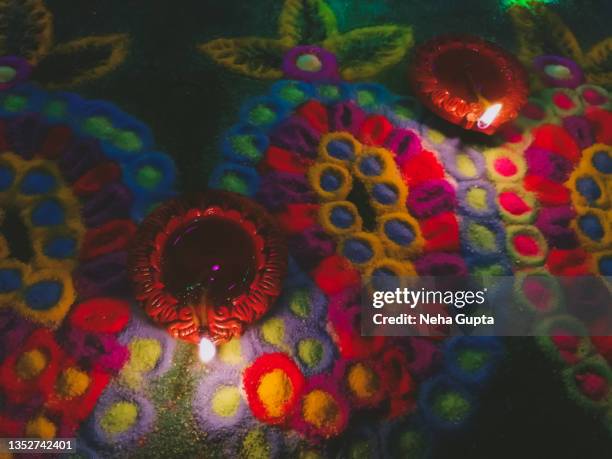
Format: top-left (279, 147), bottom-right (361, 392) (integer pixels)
top-left (198, 337), bottom-right (216, 363)
top-left (477, 103), bottom-right (503, 129)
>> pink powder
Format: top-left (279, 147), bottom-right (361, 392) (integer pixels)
top-left (499, 191), bottom-right (530, 215)
top-left (494, 157), bottom-right (518, 177)
top-left (521, 102), bottom-right (545, 120)
top-left (582, 88), bottom-right (607, 106)
top-left (575, 372), bottom-right (608, 400)
top-left (552, 92), bottom-right (575, 110)
top-left (514, 234), bottom-right (539, 256)
top-left (523, 277), bottom-right (552, 311)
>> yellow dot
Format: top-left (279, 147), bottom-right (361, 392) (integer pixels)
top-left (100, 402), bottom-right (138, 435)
top-left (303, 389), bottom-right (340, 429)
top-left (57, 367), bottom-right (90, 398)
top-left (257, 369), bottom-right (293, 418)
top-left (128, 338), bottom-right (162, 373)
top-left (347, 362), bottom-right (379, 399)
top-left (456, 154), bottom-right (477, 177)
top-left (261, 318), bottom-right (285, 346)
top-left (16, 349), bottom-right (48, 380)
top-left (211, 386), bottom-right (241, 417)
top-left (218, 338), bottom-right (242, 365)
top-left (428, 129), bottom-right (445, 144)
top-left (25, 416), bottom-right (56, 439)
top-left (466, 187), bottom-right (488, 210)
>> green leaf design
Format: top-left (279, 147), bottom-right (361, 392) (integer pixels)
top-left (324, 25), bottom-right (413, 80)
top-left (0, 0), bottom-right (53, 64)
top-left (278, 0), bottom-right (338, 45)
top-left (199, 37), bottom-right (288, 79)
top-left (31, 34), bottom-right (130, 88)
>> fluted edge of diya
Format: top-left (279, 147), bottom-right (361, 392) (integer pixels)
top-left (410, 34), bottom-right (529, 134)
top-left (129, 190), bottom-right (287, 345)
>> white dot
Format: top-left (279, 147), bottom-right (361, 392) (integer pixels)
top-left (198, 338), bottom-right (216, 363)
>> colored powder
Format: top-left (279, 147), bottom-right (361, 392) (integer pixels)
top-left (100, 401), bottom-right (139, 435)
top-left (357, 90), bottom-right (376, 108)
top-left (122, 338), bottom-right (162, 387)
top-left (514, 234), bottom-right (539, 256)
top-left (397, 430), bottom-right (425, 456)
top-left (456, 154), bottom-right (477, 177)
top-left (231, 135), bottom-right (261, 161)
top-left (303, 389), bottom-right (340, 429)
top-left (218, 337), bottom-right (242, 365)
top-left (25, 416), bottom-right (56, 439)
top-left (494, 157), bottom-right (517, 177)
top-left (289, 289), bottom-right (311, 318)
top-left (43, 101), bottom-right (67, 119)
top-left (261, 317), bottom-right (285, 346)
top-left (57, 367), bottom-right (90, 398)
top-left (393, 104), bottom-right (414, 120)
top-left (582, 88), bottom-right (606, 106)
top-left (4, 95), bottom-right (27, 112)
top-left (544, 64), bottom-right (571, 80)
top-left (300, 450), bottom-right (323, 459)
top-left (499, 192), bottom-right (530, 215)
top-left (296, 54), bottom-right (322, 72)
top-left (298, 339), bottom-right (324, 368)
top-left (523, 276), bottom-right (554, 310)
top-left (211, 386), bottom-right (241, 417)
top-left (433, 392), bottom-right (471, 422)
top-left (279, 84), bottom-right (307, 105)
top-left (113, 130), bottom-right (143, 151)
top-left (468, 224), bottom-right (497, 251)
top-left (466, 187), bottom-right (488, 210)
top-left (0, 66), bottom-right (16, 83)
top-left (347, 363), bottom-right (379, 399)
top-left (241, 429), bottom-right (270, 459)
top-left (318, 85), bottom-right (340, 100)
top-left (457, 349), bottom-right (489, 372)
top-left (136, 165), bottom-right (163, 189)
top-left (83, 116), bottom-right (115, 139)
top-left (473, 262), bottom-right (507, 278)
top-left (521, 102), bottom-right (545, 120)
top-left (427, 130), bottom-right (445, 144)
top-left (257, 369), bottom-right (293, 418)
top-left (575, 373), bottom-right (608, 400)
top-left (248, 104), bottom-right (276, 126)
top-left (16, 349), bottom-right (48, 380)
top-left (220, 172), bottom-right (248, 195)
top-left (552, 92), bottom-right (574, 110)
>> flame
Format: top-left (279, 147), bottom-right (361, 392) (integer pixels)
top-left (477, 103), bottom-right (503, 129)
top-left (198, 337), bottom-right (216, 363)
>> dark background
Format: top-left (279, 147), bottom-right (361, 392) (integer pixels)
top-left (44, 1), bottom-right (612, 457)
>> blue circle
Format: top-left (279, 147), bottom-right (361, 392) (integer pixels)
top-left (359, 156), bottom-right (382, 176)
top-left (0, 166), bottom-right (15, 191)
top-left (0, 269), bottom-right (22, 293)
top-left (384, 219), bottom-right (415, 246)
top-left (592, 151), bottom-right (611, 174)
top-left (372, 183), bottom-right (398, 205)
top-left (326, 139), bottom-right (354, 160)
top-left (44, 236), bottom-right (77, 259)
top-left (20, 169), bottom-right (57, 195)
top-left (31, 199), bottom-right (65, 226)
top-left (320, 170), bottom-right (342, 191)
top-left (576, 177), bottom-right (601, 203)
top-left (24, 281), bottom-right (63, 310)
top-left (343, 238), bottom-right (373, 263)
top-left (599, 255), bottom-right (612, 276)
top-left (579, 214), bottom-right (604, 241)
top-left (372, 267), bottom-right (400, 291)
top-left (330, 206), bottom-right (354, 229)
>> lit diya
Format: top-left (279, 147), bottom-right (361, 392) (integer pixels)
top-left (129, 191), bottom-right (287, 355)
top-left (410, 34), bottom-right (529, 134)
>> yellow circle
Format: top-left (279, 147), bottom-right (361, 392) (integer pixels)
top-left (302, 389), bottom-right (340, 429)
top-left (347, 362), bottom-right (379, 399)
top-left (16, 349), bottom-right (48, 380)
top-left (57, 367), bottom-right (90, 398)
top-left (211, 385), bottom-right (241, 417)
top-left (257, 369), bottom-right (293, 418)
top-left (25, 415), bottom-right (56, 439)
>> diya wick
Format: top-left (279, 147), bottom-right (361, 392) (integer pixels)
top-left (410, 34), bottom-right (528, 134)
top-left (129, 191), bottom-right (287, 347)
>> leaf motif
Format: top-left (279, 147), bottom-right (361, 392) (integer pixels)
top-left (509, 5), bottom-right (584, 66)
top-left (324, 26), bottom-right (412, 80)
top-left (585, 37), bottom-right (612, 73)
top-left (31, 34), bottom-right (130, 88)
top-left (278, 0), bottom-right (338, 45)
top-left (0, 0), bottom-right (53, 64)
top-left (199, 37), bottom-right (287, 79)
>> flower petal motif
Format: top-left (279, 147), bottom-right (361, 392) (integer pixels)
top-left (199, 37), bottom-right (288, 80)
top-left (323, 25), bottom-right (413, 80)
top-left (278, 0), bottom-right (338, 45)
top-left (0, 0), bottom-right (53, 65)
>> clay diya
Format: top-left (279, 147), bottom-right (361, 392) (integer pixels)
top-left (129, 191), bottom-right (287, 352)
top-left (410, 34), bottom-right (529, 134)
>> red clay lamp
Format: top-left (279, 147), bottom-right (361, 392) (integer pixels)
top-left (410, 34), bottom-right (529, 134)
top-left (129, 191), bottom-right (287, 355)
